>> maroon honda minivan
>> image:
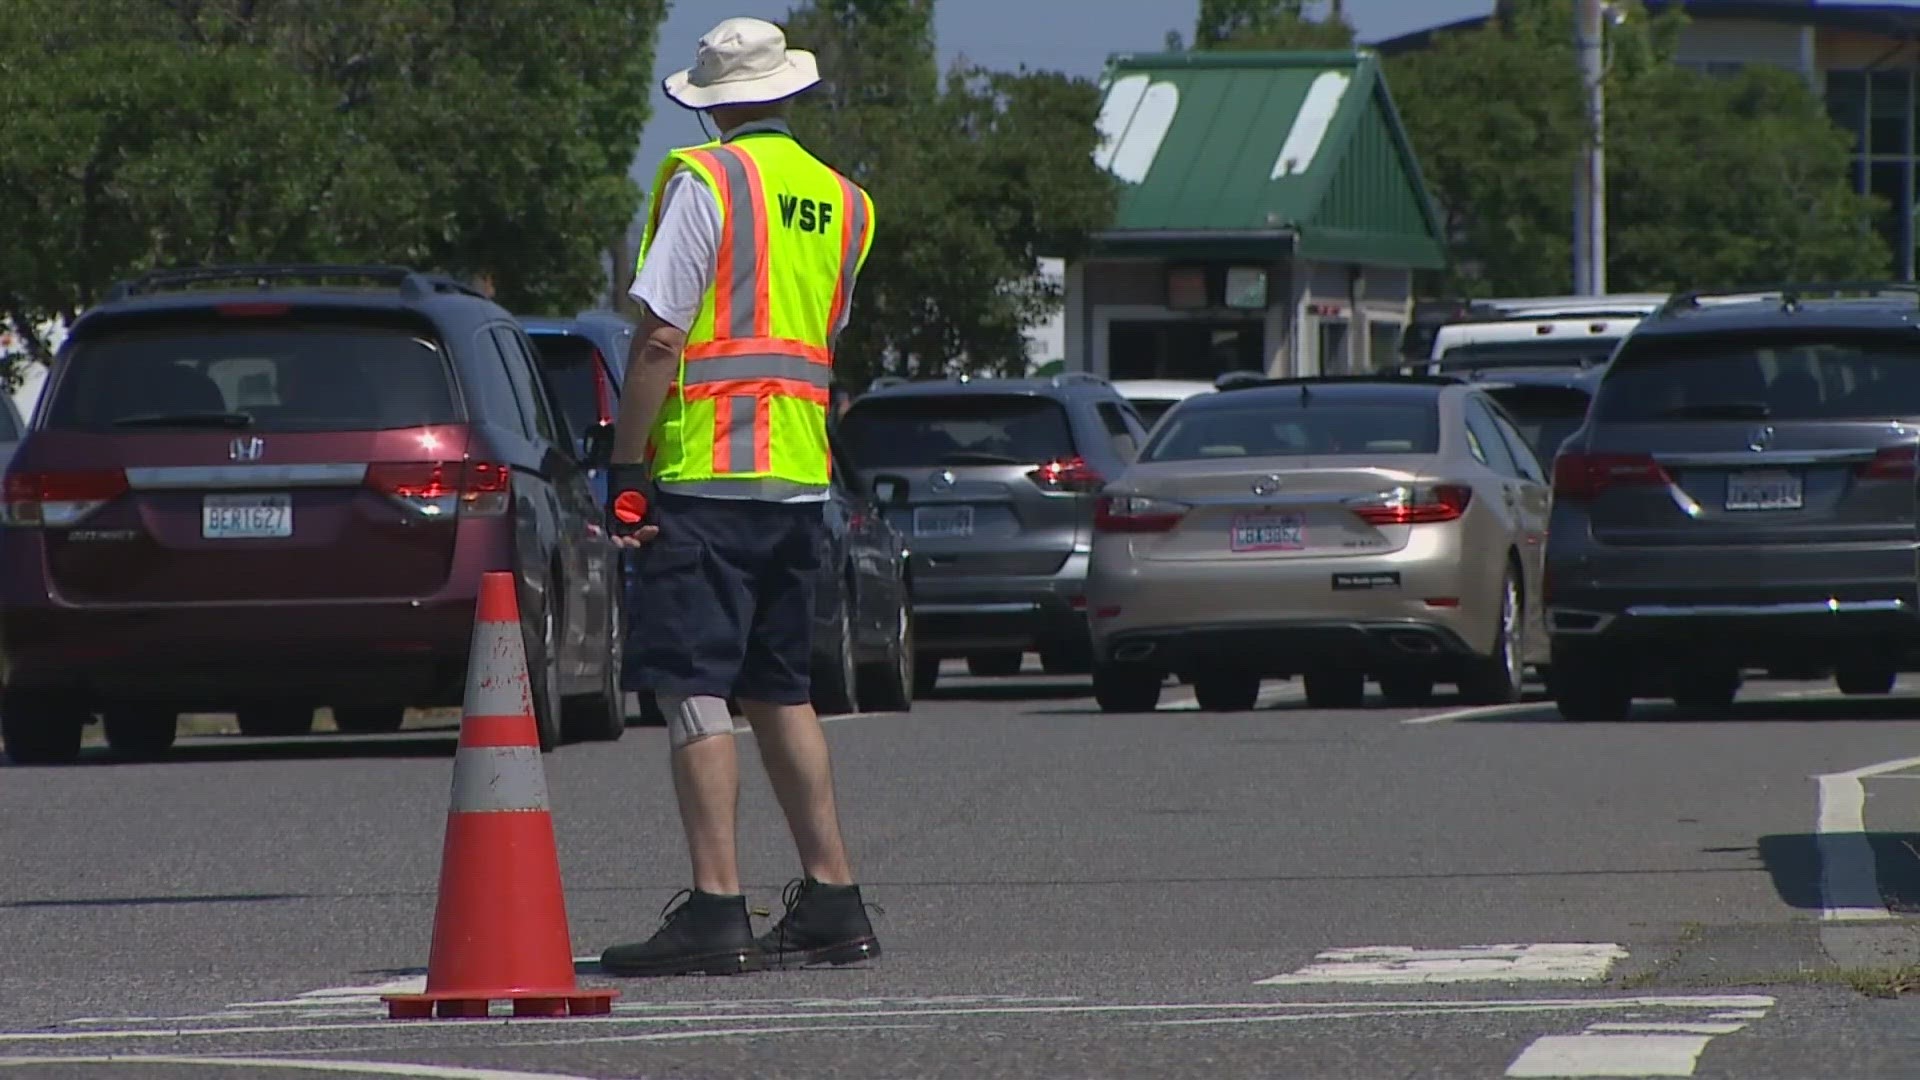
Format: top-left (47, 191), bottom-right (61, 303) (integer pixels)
top-left (0, 266), bottom-right (627, 764)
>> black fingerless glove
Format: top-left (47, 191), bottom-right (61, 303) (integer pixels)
top-left (607, 464), bottom-right (657, 536)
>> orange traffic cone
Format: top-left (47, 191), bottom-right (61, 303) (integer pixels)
top-left (383, 572), bottom-right (618, 1020)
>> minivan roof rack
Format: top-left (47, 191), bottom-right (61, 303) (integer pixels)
top-left (1655, 281), bottom-right (1920, 318)
top-left (102, 264), bottom-right (492, 303)
top-left (866, 375), bottom-right (909, 392)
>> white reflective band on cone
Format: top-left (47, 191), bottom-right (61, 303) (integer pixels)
top-left (464, 620), bottom-right (532, 718)
top-left (449, 746), bottom-right (551, 813)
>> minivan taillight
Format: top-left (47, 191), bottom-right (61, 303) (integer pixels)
top-left (1861, 446), bottom-right (1918, 480)
top-left (0, 468), bottom-right (128, 527)
top-left (1094, 494), bottom-right (1188, 533)
top-left (366, 461), bottom-right (511, 518)
top-left (1552, 451), bottom-right (1670, 502)
top-left (1028, 455), bottom-right (1104, 493)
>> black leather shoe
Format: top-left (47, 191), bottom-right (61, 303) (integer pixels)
top-left (754, 878), bottom-right (882, 968)
top-left (601, 889), bottom-right (763, 977)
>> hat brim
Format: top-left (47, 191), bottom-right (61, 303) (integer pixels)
top-left (664, 49), bottom-right (820, 109)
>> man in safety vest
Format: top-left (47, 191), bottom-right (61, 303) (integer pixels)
top-left (599, 16), bottom-right (880, 979)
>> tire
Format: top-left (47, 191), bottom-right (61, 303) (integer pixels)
top-left (967, 650), bottom-right (1024, 678)
top-left (1093, 661), bottom-right (1162, 713)
top-left (1670, 668), bottom-right (1740, 717)
top-left (811, 593), bottom-right (861, 716)
top-left (1303, 667), bottom-right (1366, 709)
top-left (562, 586), bottom-right (627, 743)
top-left (855, 589), bottom-right (914, 713)
top-left (524, 583), bottom-right (564, 752)
top-left (334, 706), bottom-right (407, 735)
top-left (1378, 672), bottom-right (1436, 707)
top-left (1, 689), bottom-right (86, 765)
top-left (1193, 669), bottom-right (1260, 712)
top-left (1551, 647), bottom-right (1632, 722)
top-left (1836, 665), bottom-right (1897, 696)
top-left (101, 707), bottom-right (177, 758)
top-left (236, 705), bottom-right (315, 738)
top-left (914, 652), bottom-right (942, 695)
top-left (1458, 567), bottom-right (1524, 706)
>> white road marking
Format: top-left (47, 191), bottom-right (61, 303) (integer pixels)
top-left (1506, 1034), bottom-right (1716, 1077)
top-left (0, 1056), bottom-right (599, 1079)
top-left (1815, 754), bottom-right (1920, 922)
top-left (1708, 1010), bottom-right (1768, 1020)
top-left (1401, 701), bottom-right (1546, 726)
top-left (1585, 1022), bottom-right (1747, 1035)
top-left (1161, 683), bottom-right (1301, 712)
top-left (1257, 944), bottom-right (1629, 985)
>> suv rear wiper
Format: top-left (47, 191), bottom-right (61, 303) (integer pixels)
top-left (1652, 402), bottom-right (1772, 420)
top-left (110, 411), bottom-right (256, 429)
top-left (937, 450), bottom-right (1024, 465)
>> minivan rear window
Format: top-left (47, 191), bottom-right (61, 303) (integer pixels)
top-left (1593, 330), bottom-right (1920, 421)
top-left (1437, 338), bottom-right (1620, 370)
top-left (46, 323), bottom-right (459, 432)
top-left (526, 332), bottom-right (607, 434)
top-left (1143, 403), bottom-right (1440, 461)
top-left (837, 394), bottom-right (1076, 468)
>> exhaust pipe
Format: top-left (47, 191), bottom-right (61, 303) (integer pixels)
top-left (1113, 642), bottom-right (1157, 662)
top-left (1390, 632), bottom-right (1439, 655)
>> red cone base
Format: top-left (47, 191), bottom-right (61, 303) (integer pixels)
top-left (384, 988), bottom-right (617, 1020)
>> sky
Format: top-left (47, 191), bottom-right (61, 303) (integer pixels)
top-left (632, 0), bottom-right (1489, 186)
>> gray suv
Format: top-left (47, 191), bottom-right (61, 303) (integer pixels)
top-left (1545, 284), bottom-right (1920, 721)
top-left (836, 373), bottom-right (1150, 691)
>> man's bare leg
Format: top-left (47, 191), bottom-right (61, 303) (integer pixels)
top-left (673, 731), bottom-right (742, 896)
top-left (740, 699), bottom-right (854, 884)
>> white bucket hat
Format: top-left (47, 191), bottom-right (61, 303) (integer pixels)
top-left (663, 17), bottom-right (820, 110)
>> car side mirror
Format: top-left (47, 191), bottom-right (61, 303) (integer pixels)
top-left (871, 474), bottom-right (908, 507)
top-left (581, 421), bottom-right (615, 471)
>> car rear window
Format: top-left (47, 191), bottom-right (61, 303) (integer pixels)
top-left (837, 394), bottom-right (1077, 467)
top-left (1436, 338), bottom-right (1620, 370)
top-left (1592, 329), bottom-right (1920, 422)
top-left (526, 332), bottom-right (606, 433)
top-left (1143, 402), bottom-right (1440, 462)
top-left (46, 322), bottom-right (459, 432)
top-left (1482, 385), bottom-right (1593, 461)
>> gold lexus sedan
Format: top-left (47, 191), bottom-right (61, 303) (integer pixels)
top-left (1085, 376), bottom-right (1551, 713)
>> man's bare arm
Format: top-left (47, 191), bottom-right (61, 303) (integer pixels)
top-left (611, 309), bottom-right (686, 465)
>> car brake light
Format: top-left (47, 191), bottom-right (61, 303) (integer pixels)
top-left (1349, 484), bottom-right (1473, 525)
top-left (1028, 455), bottom-right (1104, 493)
top-left (0, 468), bottom-right (129, 527)
top-left (1094, 494), bottom-right (1188, 533)
top-left (591, 348), bottom-right (615, 426)
top-left (1552, 451), bottom-right (1670, 501)
top-left (365, 461), bottom-right (511, 517)
top-left (1861, 446), bottom-right (1917, 479)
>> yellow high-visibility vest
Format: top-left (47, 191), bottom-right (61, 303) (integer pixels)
top-left (635, 122), bottom-right (876, 499)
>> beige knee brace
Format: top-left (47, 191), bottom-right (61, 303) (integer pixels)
top-left (658, 693), bottom-right (734, 749)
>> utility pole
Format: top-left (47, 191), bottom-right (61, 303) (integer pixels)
top-left (1573, 0), bottom-right (1607, 295)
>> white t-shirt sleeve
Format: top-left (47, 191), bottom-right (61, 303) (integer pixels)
top-left (628, 170), bottom-right (721, 332)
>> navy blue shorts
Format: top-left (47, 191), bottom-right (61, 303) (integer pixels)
top-left (623, 493), bottom-right (824, 705)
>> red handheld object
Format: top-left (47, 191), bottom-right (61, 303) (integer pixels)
top-left (612, 490), bottom-right (649, 524)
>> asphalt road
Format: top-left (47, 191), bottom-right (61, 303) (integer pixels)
top-left (7, 661), bottom-right (1920, 1079)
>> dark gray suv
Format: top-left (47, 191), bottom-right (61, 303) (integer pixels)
top-left (836, 373), bottom-right (1150, 691)
top-left (1545, 284), bottom-right (1920, 721)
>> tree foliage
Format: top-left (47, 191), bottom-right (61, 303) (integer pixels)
top-left (1193, 0), bottom-right (1356, 50)
top-left (1386, 0), bottom-right (1886, 295)
top-left (0, 0), bottom-right (665, 359)
top-left (779, 0), bottom-right (1117, 382)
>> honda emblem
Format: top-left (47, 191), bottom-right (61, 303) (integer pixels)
top-left (229, 436), bottom-right (265, 462)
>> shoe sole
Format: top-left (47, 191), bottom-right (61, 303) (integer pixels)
top-left (764, 937), bottom-right (882, 969)
top-left (601, 949), bottom-right (765, 978)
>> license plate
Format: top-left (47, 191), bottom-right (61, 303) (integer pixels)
top-left (1231, 512), bottom-right (1305, 552)
top-left (913, 505), bottom-right (974, 539)
top-left (203, 493), bottom-right (293, 539)
top-left (1724, 470), bottom-right (1803, 511)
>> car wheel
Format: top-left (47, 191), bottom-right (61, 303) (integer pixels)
top-left (1, 689), bottom-right (87, 765)
top-left (855, 589), bottom-right (914, 713)
top-left (1192, 669), bottom-right (1261, 712)
top-left (561, 588), bottom-right (627, 743)
top-left (334, 705), bottom-right (407, 735)
top-left (1303, 667), bottom-right (1366, 709)
top-left (1670, 668), bottom-right (1740, 717)
top-left (1836, 665), bottom-right (1897, 696)
top-left (811, 595), bottom-right (860, 716)
top-left (913, 652), bottom-right (942, 695)
top-left (1550, 647), bottom-right (1632, 722)
top-left (524, 586), bottom-right (564, 752)
top-left (1457, 567), bottom-right (1524, 706)
top-left (1093, 661), bottom-right (1162, 713)
top-left (967, 650), bottom-right (1023, 678)
top-left (101, 707), bottom-right (177, 758)
top-left (1378, 672), bottom-right (1436, 707)
top-left (236, 705), bottom-right (315, 738)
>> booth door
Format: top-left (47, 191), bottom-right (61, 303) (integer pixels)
top-left (1108, 320), bottom-right (1265, 381)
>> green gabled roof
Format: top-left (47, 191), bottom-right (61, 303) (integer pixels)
top-left (1091, 50), bottom-right (1447, 270)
